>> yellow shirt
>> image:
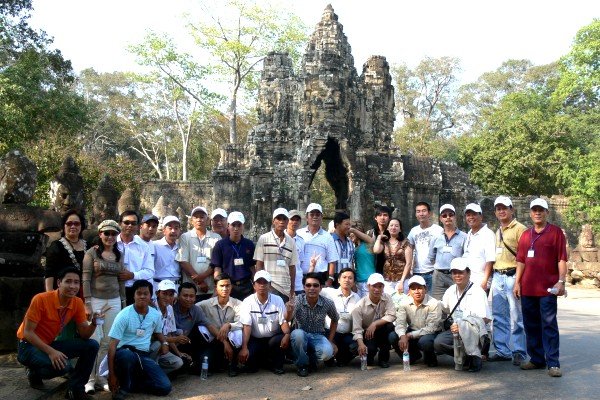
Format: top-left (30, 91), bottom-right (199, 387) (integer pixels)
top-left (494, 219), bottom-right (527, 270)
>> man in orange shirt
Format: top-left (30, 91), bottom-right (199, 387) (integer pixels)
top-left (17, 267), bottom-right (100, 400)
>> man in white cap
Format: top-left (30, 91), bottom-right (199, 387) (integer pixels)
top-left (434, 258), bottom-right (491, 373)
top-left (428, 204), bottom-right (467, 300)
top-left (210, 208), bottom-right (229, 238)
top-left (177, 206), bottom-right (221, 302)
top-left (211, 211), bottom-right (256, 300)
top-left (351, 273), bottom-right (397, 368)
top-left (297, 203), bottom-right (339, 287)
top-left (488, 196), bottom-right (527, 365)
top-left (406, 202), bottom-right (444, 292)
top-left (462, 203), bottom-right (496, 290)
top-left (255, 208), bottom-right (298, 302)
top-left (152, 216), bottom-right (182, 295)
top-left (391, 275), bottom-right (442, 367)
top-left (238, 270), bottom-right (291, 375)
top-left (514, 198), bottom-right (567, 378)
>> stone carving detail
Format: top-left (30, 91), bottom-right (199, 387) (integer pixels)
top-left (49, 156), bottom-right (85, 215)
top-left (118, 187), bottom-right (140, 215)
top-left (0, 150), bottom-right (37, 204)
top-left (572, 224), bottom-right (598, 262)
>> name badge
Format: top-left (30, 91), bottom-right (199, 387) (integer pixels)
top-left (276, 259), bottom-right (286, 267)
top-left (258, 316), bottom-right (268, 325)
top-left (454, 309), bottom-right (464, 320)
top-left (496, 247), bottom-right (504, 255)
top-left (196, 256), bottom-right (207, 264)
top-left (442, 246), bottom-right (452, 253)
top-left (136, 328), bottom-right (145, 337)
top-left (340, 311), bottom-right (350, 320)
top-left (234, 258), bottom-right (244, 266)
top-left (527, 249), bottom-right (535, 258)
top-left (340, 258), bottom-right (349, 265)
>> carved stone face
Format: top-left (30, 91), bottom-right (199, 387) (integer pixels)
top-left (50, 182), bottom-right (84, 214)
top-left (93, 194), bottom-right (118, 224)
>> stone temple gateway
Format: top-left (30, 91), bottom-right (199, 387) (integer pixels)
top-left (206, 5), bottom-right (479, 236)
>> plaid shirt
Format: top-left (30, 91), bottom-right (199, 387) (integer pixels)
top-left (293, 293), bottom-right (339, 335)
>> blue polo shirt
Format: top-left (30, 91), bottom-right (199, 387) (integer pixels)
top-left (428, 229), bottom-right (467, 270)
top-left (210, 236), bottom-right (255, 281)
top-left (108, 304), bottom-right (162, 352)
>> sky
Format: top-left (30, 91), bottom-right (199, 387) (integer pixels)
top-left (29, 0), bottom-right (599, 85)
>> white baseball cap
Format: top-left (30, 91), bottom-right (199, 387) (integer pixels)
top-left (407, 275), bottom-right (427, 287)
top-left (306, 203), bottom-right (323, 213)
top-left (439, 204), bottom-right (455, 214)
top-left (190, 206), bottom-right (208, 217)
top-left (253, 270), bottom-right (272, 283)
top-left (494, 196), bottom-right (513, 207)
top-left (530, 198), bottom-right (549, 210)
top-left (465, 203), bottom-right (482, 214)
top-left (272, 208), bottom-right (289, 219)
top-left (162, 215), bottom-right (180, 227)
top-left (157, 279), bottom-right (177, 292)
top-left (367, 273), bottom-right (385, 286)
top-left (211, 208), bottom-right (228, 219)
top-left (450, 257), bottom-right (469, 272)
top-left (227, 211), bottom-right (245, 224)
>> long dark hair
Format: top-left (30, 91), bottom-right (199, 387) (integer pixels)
top-left (61, 209), bottom-right (86, 238)
top-left (95, 232), bottom-right (122, 262)
top-left (387, 217), bottom-right (405, 241)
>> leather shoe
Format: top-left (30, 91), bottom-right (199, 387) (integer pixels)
top-left (520, 361), bottom-right (545, 370)
top-left (27, 368), bottom-right (44, 390)
top-left (378, 361), bottom-right (390, 368)
top-left (228, 365), bottom-right (239, 377)
top-left (468, 356), bottom-right (482, 372)
top-left (297, 367), bottom-right (309, 377)
top-left (488, 353), bottom-right (512, 362)
top-left (272, 367), bottom-right (285, 375)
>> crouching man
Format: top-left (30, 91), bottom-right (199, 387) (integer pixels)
top-left (17, 267), bottom-right (100, 400)
top-left (108, 280), bottom-right (171, 400)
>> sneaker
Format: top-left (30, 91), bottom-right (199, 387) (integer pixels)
top-left (548, 367), bottom-right (562, 377)
top-left (520, 361), bottom-right (545, 370)
top-left (84, 382), bottom-right (95, 395)
top-left (488, 353), bottom-right (512, 362)
top-left (512, 353), bottom-right (525, 366)
top-left (468, 356), bottom-right (482, 372)
top-left (26, 368), bottom-right (44, 390)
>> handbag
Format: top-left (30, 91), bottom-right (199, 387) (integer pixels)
top-left (443, 282), bottom-right (473, 331)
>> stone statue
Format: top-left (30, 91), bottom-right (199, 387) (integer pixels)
top-left (118, 187), bottom-right (140, 215)
top-left (0, 150), bottom-right (37, 204)
top-left (91, 175), bottom-right (120, 225)
top-left (576, 224), bottom-right (597, 262)
top-left (49, 156), bottom-right (85, 215)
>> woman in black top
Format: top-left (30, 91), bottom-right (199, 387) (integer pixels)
top-left (44, 209), bottom-right (88, 295)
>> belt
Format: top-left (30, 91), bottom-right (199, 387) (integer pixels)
top-left (153, 278), bottom-right (182, 284)
top-left (414, 271), bottom-right (433, 275)
top-left (232, 277), bottom-right (252, 286)
top-left (435, 269), bottom-right (452, 275)
top-left (494, 268), bottom-right (516, 276)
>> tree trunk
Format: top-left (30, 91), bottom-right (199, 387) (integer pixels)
top-left (228, 95), bottom-right (237, 143)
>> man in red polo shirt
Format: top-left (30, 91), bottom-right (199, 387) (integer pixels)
top-left (17, 267), bottom-right (100, 399)
top-left (514, 198), bottom-right (567, 378)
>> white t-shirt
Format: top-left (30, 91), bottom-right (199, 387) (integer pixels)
top-left (407, 224), bottom-right (444, 273)
top-left (463, 224), bottom-right (496, 287)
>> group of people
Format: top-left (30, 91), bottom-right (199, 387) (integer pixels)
top-left (17, 197), bottom-right (567, 400)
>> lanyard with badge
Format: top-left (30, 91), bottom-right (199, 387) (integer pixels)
top-left (255, 294), bottom-right (270, 325)
top-left (231, 241), bottom-right (245, 267)
top-left (337, 238), bottom-right (350, 267)
top-left (442, 232), bottom-right (455, 254)
top-left (196, 236), bottom-right (208, 266)
top-left (272, 232), bottom-right (287, 267)
top-left (528, 225), bottom-right (548, 258)
top-left (136, 311), bottom-right (147, 337)
top-left (339, 293), bottom-right (353, 320)
top-left (496, 229), bottom-right (505, 255)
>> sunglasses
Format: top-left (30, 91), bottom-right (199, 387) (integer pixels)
top-left (304, 283), bottom-right (320, 288)
top-left (122, 221), bottom-right (138, 226)
top-left (441, 214), bottom-right (455, 218)
top-left (65, 221), bottom-right (81, 227)
top-left (102, 231), bottom-right (119, 237)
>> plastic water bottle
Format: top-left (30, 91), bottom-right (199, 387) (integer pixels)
top-left (200, 356), bottom-right (209, 380)
top-left (94, 310), bottom-right (104, 326)
top-left (360, 354), bottom-right (368, 371)
top-left (402, 350), bottom-right (410, 371)
top-left (547, 287), bottom-right (568, 297)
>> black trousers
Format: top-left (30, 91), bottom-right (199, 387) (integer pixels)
top-left (364, 322), bottom-right (397, 363)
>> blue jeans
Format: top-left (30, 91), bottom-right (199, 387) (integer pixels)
top-left (521, 295), bottom-right (560, 368)
top-left (114, 348), bottom-right (171, 396)
top-left (290, 329), bottom-right (333, 367)
top-left (491, 272), bottom-right (526, 358)
top-left (414, 272), bottom-right (433, 293)
top-left (17, 338), bottom-right (99, 393)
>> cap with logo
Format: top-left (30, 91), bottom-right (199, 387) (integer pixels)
top-left (530, 198), bottom-right (549, 210)
top-left (439, 204), bottom-right (455, 214)
top-left (141, 214), bottom-right (159, 224)
top-left (227, 211), bottom-right (245, 224)
top-left (494, 196), bottom-right (512, 207)
top-left (306, 203), bottom-right (323, 213)
top-left (157, 279), bottom-right (177, 292)
top-left (464, 203), bottom-right (482, 214)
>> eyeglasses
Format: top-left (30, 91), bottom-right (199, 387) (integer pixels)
top-left (441, 214), bottom-right (455, 218)
top-left (121, 221), bottom-right (138, 226)
top-left (102, 231), bottom-right (119, 237)
top-left (65, 221), bottom-right (81, 227)
top-left (304, 283), bottom-right (320, 288)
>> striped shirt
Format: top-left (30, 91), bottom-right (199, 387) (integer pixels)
top-left (293, 293), bottom-right (339, 335)
top-left (254, 230), bottom-right (298, 294)
top-left (331, 233), bottom-right (355, 273)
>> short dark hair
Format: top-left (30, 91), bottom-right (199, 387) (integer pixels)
top-left (131, 279), bottom-right (152, 293)
top-left (57, 266), bottom-right (80, 281)
top-left (303, 272), bottom-right (323, 286)
top-left (61, 209), bottom-right (86, 238)
top-left (416, 201), bottom-right (431, 212)
top-left (214, 273), bottom-right (231, 284)
top-left (119, 210), bottom-right (139, 223)
top-left (333, 211), bottom-right (350, 227)
top-left (337, 267), bottom-right (355, 280)
top-left (178, 282), bottom-right (197, 295)
top-left (375, 205), bottom-right (392, 217)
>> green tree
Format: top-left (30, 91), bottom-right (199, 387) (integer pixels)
top-left (189, 0), bottom-right (308, 143)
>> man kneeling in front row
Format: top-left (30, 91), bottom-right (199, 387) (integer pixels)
top-left (17, 267), bottom-right (99, 400)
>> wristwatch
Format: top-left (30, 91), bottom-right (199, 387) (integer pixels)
top-left (162, 341), bottom-right (169, 346)
top-left (558, 280), bottom-right (565, 284)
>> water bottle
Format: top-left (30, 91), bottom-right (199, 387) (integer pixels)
top-left (402, 350), bottom-right (410, 371)
top-left (94, 310), bottom-right (104, 326)
top-left (200, 356), bottom-right (209, 380)
top-left (547, 287), bottom-right (568, 297)
top-left (360, 354), bottom-right (368, 371)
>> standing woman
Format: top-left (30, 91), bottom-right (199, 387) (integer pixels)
top-left (350, 220), bottom-right (375, 298)
top-left (45, 209), bottom-right (87, 293)
top-left (82, 220), bottom-right (126, 394)
top-left (373, 218), bottom-right (409, 295)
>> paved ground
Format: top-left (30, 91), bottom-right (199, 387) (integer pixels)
top-left (4, 286), bottom-right (599, 400)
